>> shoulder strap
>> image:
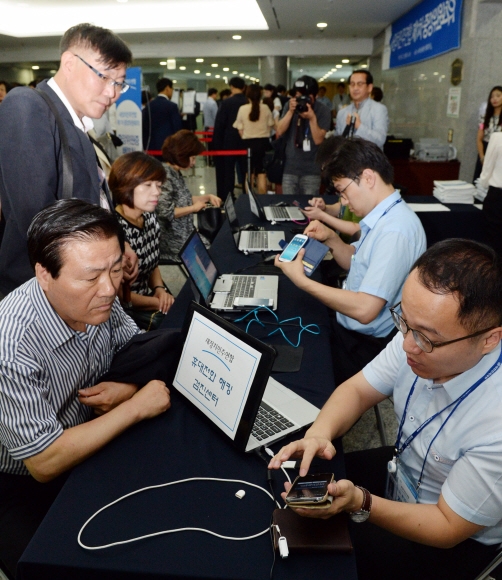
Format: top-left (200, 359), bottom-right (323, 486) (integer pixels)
top-left (35, 88), bottom-right (74, 200)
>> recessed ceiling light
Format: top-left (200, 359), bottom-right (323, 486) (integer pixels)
top-left (360, 64), bottom-right (368, 68)
top-left (32, 65), bottom-right (39, 70)
top-left (239, 73), bottom-right (245, 77)
top-left (433, 71), bottom-right (439, 75)
top-left (336, 64), bottom-right (342, 68)
top-left (167, 58), bottom-right (176, 70)
top-left (340, 78), bottom-right (345, 82)
top-left (223, 67), bottom-right (229, 72)
top-left (196, 58), bottom-right (204, 63)
top-left (160, 61), bottom-right (167, 65)
top-left (179, 66), bottom-right (186, 70)
top-left (245, 75), bottom-right (250, 78)
top-left (211, 63), bottom-right (218, 67)
top-left (232, 35), bottom-right (242, 40)
top-left (173, 80), bottom-right (177, 83)
top-left (194, 70), bottom-right (200, 74)
top-left (50, 69), bottom-right (56, 74)
top-left (232, 70), bottom-right (238, 74)
top-left (215, 74), bottom-right (220, 78)
top-left (342, 59), bottom-right (349, 64)
top-left (317, 22), bottom-right (328, 29)
top-left (206, 72), bottom-right (211, 76)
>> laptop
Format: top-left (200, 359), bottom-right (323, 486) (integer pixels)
top-left (247, 181), bottom-right (305, 223)
top-left (179, 229), bottom-right (279, 311)
top-left (224, 195), bottom-right (285, 253)
top-left (173, 301), bottom-right (320, 452)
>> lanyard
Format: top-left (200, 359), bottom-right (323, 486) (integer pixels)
top-left (352, 198), bottom-right (402, 259)
top-left (394, 348), bottom-right (502, 489)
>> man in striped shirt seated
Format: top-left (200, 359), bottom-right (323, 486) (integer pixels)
top-left (0, 200), bottom-right (172, 578)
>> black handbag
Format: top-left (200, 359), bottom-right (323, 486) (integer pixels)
top-left (197, 206), bottom-right (223, 243)
top-left (265, 136), bottom-right (287, 184)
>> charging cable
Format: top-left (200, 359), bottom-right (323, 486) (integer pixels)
top-left (78, 477), bottom-right (282, 551)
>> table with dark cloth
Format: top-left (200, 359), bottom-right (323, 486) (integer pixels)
top-left (17, 193), bottom-right (357, 580)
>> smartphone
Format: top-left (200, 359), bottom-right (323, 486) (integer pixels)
top-left (278, 234), bottom-right (308, 262)
top-left (285, 473), bottom-right (334, 505)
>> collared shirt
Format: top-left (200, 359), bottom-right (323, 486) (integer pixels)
top-left (480, 133), bottom-right (502, 190)
top-left (364, 333), bottom-right (502, 545)
top-left (47, 77), bottom-right (94, 133)
top-left (335, 97), bottom-right (389, 148)
top-left (0, 278), bottom-right (139, 475)
top-left (337, 192), bottom-right (426, 337)
top-left (203, 97), bottom-right (218, 129)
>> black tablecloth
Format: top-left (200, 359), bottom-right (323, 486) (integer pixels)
top-left (17, 193), bottom-right (357, 580)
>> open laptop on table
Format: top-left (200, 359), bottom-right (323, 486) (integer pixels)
top-left (247, 181), bottom-right (305, 223)
top-left (174, 301), bottom-right (320, 452)
top-left (179, 229), bottom-right (279, 311)
top-left (224, 195), bottom-right (285, 253)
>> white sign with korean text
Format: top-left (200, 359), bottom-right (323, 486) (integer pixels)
top-left (174, 312), bottom-right (262, 439)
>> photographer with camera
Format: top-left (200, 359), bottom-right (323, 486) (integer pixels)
top-left (276, 76), bottom-right (331, 196)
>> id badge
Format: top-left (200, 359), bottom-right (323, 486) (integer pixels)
top-left (385, 458), bottom-right (418, 504)
top-left (303, 138), bottom-right (311, 152)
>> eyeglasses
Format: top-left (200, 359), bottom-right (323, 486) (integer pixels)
top-left (389, 302), bottom-right (495, 353)
top-left (74, 54), bottom-right (129, 94)
top-left (349, 81), bottom-right (367, 88)
top-left (334, 178), bottom-right (356, 199)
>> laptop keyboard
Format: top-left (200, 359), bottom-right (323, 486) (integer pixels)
top-left (224, 275), bottom-right (257, 307)
top-left (269, 206), bottom-right (290, 220)
top-left (251, 400), bottom-right (295, 441)
top-left (247, 231), bottom-right (269, 249)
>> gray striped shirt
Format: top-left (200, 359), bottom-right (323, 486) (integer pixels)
top-left (0, 278), bottom-right (139, 475)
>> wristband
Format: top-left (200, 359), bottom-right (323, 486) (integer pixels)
top-left (153, 285), bottom-right (167, 292)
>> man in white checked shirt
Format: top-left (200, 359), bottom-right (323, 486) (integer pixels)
top-left (0, 200), bottom-right (171, 577)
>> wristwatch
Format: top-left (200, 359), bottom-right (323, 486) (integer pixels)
top-left (349, 486), bottom-right (372, 523)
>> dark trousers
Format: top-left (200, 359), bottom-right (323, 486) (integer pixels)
top-left (345, 447), bottom-right (499, 580)
top-left (215, 155), bottom-right (238, 202)
top-left (483, 186), bottom-right (502, 259)
top-left (330, 316), bottom-right (397, 386)
top-left (0, 471), bottom-right (69, 577)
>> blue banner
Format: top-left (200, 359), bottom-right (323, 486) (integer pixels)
top-left (389, 0), bottom-right (463, 69)
top-left (115, 66), bottom-right (142, 152)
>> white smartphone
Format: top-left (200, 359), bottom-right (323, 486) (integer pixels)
top-left (278, 234), bottom-right (308, 262)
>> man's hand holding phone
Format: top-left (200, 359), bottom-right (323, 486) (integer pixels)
top-left (268, 435), bottom-right (336, 476)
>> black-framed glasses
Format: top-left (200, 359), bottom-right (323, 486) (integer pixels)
top-left (74, 54), bottom-right (129, 94)
top-left (334, 177), bottom-right (358, 199)
top-left (389, 302), bottom-right (495, 353)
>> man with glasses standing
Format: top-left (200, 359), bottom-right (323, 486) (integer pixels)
top-left (275, 136), bottom-right (426, 386)
top-left (335, 69), bottom-right (388, 149)
top-left (270, 239), bottom-right (502, 580)
top-left (0, 23), bottom-right (137, 297)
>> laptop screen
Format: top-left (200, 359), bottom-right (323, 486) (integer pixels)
top-left (179, 231), bottom-right (218, 302)
top-left (224, 195), bottom-right (239, 229)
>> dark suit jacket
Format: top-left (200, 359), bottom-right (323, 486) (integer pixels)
top-left (0, 79), bottom-right (101, 295)
top-left (142, 95), bottom-right (182, 151)
top-left (212, 92), bottom-right (248, 151)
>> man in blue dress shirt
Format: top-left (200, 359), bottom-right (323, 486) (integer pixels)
top-left (275, 136), bottom-right (426, 385)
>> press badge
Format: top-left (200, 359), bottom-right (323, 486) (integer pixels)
top-left (385, 458), bottom-right (418, 504)
top-left (303, 138), bottom-right (311, 152)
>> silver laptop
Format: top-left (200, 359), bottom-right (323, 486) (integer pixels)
top-left (179, 230), bottom-right (279, 311)
top-left (247, 182), bottom-right (305, 222)
top-left (224, 195), bottom-right (285, 253)
top-left (174, 302), bottom-right (320, 452)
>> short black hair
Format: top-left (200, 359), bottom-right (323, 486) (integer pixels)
top-left (413, 239), bottom-right (502, 332)
top-left (349, 69), bottom-right (373, 85)
top-left (277, 84), bottom-right (286, 93)
top-left (27, 199), bottom-right (125, 279)
top-left (59, 23), bottom-right (132, 67)
top-left (264, 83), bottom-right (276, 92)
top-left (157, 78), bottom-right (173, 93)
top-left (208, 88), bottom-right (218, 96)
top-left (317, 135), bottom-right (393, 185)
top-left (229, 77), bottom-right (246, 90)
top-left (294, 75), bottom-right (318, 97)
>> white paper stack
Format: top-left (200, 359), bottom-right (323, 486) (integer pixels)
top-left (433, 180), bottom-right (475, 204)
top-left (474, 178), bottom-right (488, 202)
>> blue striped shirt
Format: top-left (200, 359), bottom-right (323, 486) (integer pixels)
top-left (0, 278), bottom-right (139, 475)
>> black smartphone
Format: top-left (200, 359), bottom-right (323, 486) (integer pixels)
top-left (285, 473), bottom-right (334, 505)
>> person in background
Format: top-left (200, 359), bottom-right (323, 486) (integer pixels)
top-left (474, 85), bottom-right (502, 181)
top-left (263, 83), bottom-right (282, 113)
top-left (332, 81), bottom-right (350, 117)
top-left (109, 152), bottom-right (175, 330)
top-left (203, 88), bottom-right (218, 130)
top-left (218, 88), bottom-right (231, 108)
top-left (480, 132), bottom-right (502, 259)
top-left (0, 81), bottom-right (9, 103)
top-left (317, 86), bottom-right (332, 109)
top-left (276, 84), bottom-right (289, 111)
top-left (234, 84), bottom-right (275, 194)
top-left (157, 130), bottom-right (221, 262)
top-left (371, 86), bottom-right (384, 102)
top-left (141, 89), bottom-right (152, 109)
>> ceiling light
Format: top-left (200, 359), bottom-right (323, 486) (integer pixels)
top-left (232, 70), bottom-right (238, 74)
top-left (32, 65), bottom-right (40, 70)
top-left (223, 67), bottom-right (229, 71)
top-left (317, 22), bottom-right (328, 29)
top-left (433, 71), bottom-right (439, 75)
top-left (245, 75), bottom-right (250, 78)
top-left (336, 64), bottom-right (342, 68)
top-left (173, 80), bottom-right (177, 83)
top-left (167, 58), bottom-right (176, 70)
top-left (194, 70), bottom-right (200, 74)
top-left (196, 58), bottom-right (204, 63)
top-left (206, 72), bottom-right (211, 76)
top-left (239, 73), bottom-right (245, 77)
top-left (331, 68), bottom-right (336, 71)
top-left (160, 61), bottom-right (167, 65)
top-left (232, 35), bottom-right (242, 40)
top-left (340, 78), bottom-right (345, 82)
top-left (342, 59), bottom-right (349, 64)
top-left (215, 74), bottom-right (220, 78)
top-left (211, 63), bottom-right (218, 67)
top-left (360, 64), bottom-right (368, 68)
top-left (50, 69), bottom-right (56, 74)
top-left (179, 66), bottom-right (186, 70)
